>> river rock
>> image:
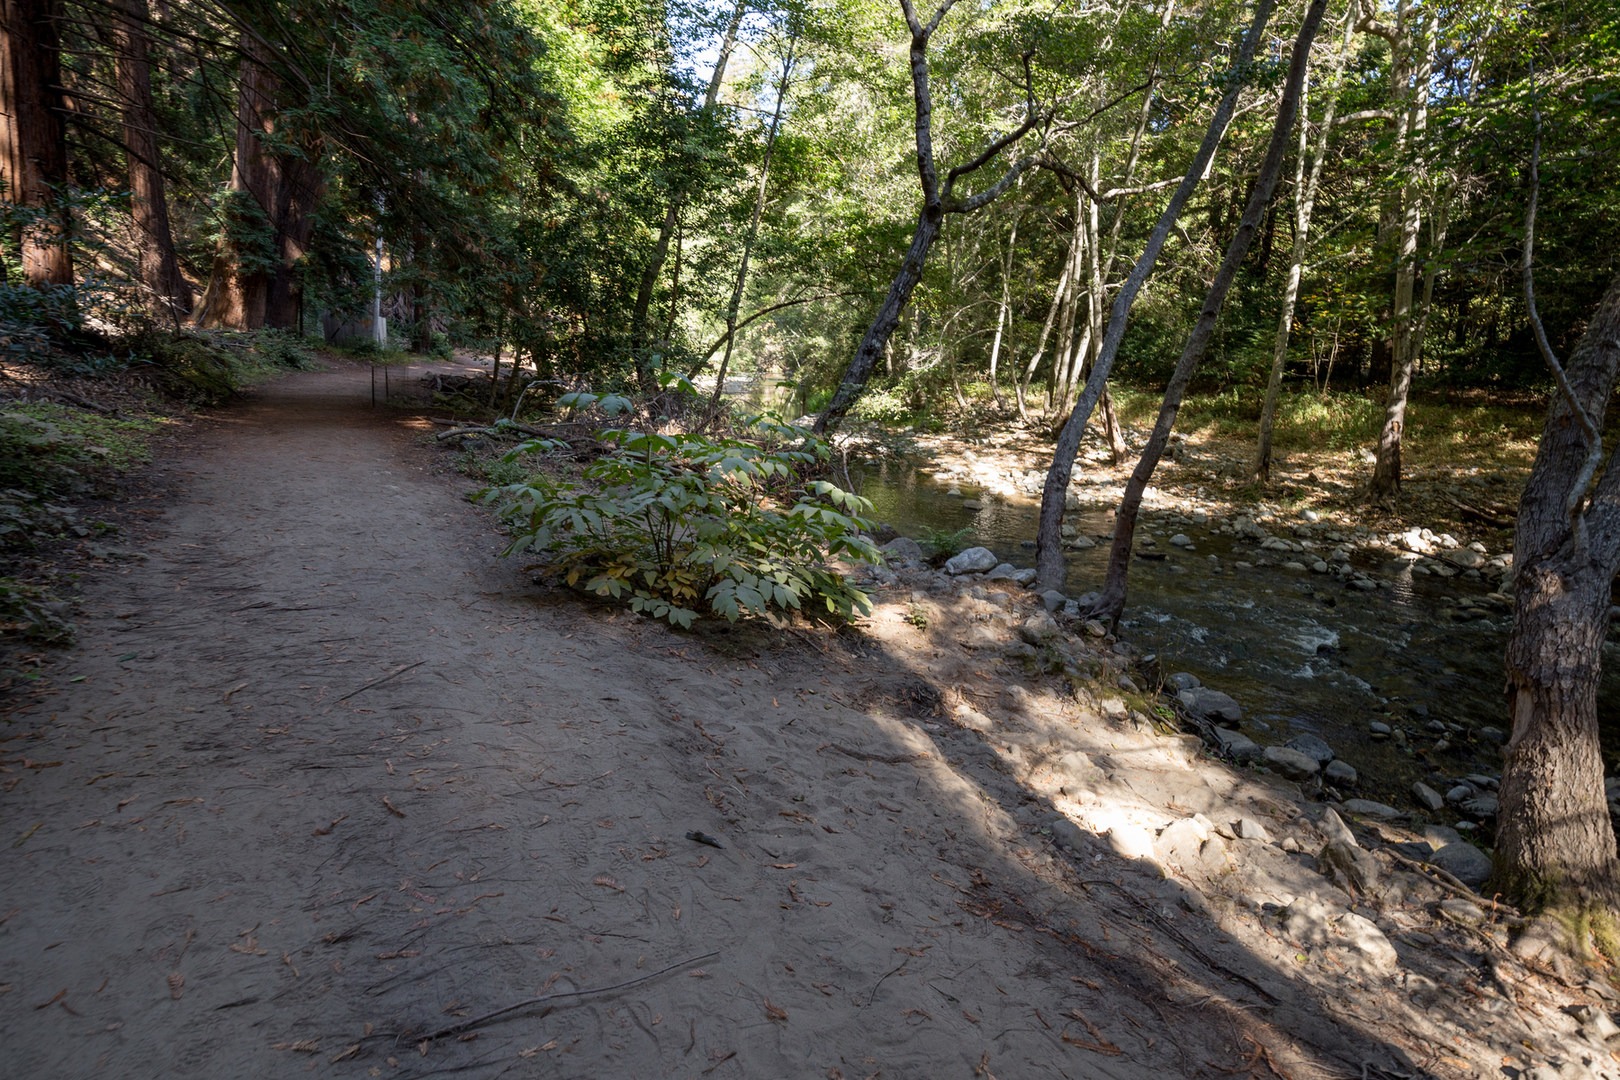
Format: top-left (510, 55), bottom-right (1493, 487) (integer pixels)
top-left (882, 536), bottom-right (925, 563)
top-left (1423, 824), bottom-right (1462, 851)
top-left (1320, 808), bottom-right (1359, 848)
top-left (1281, 898), bottom-right (1398, 972)
top-left (1170, 533), bottom-right (1194, 548)
top-left (945, 547), bottom-right (999, 575)
top-left (1165, 672), bottom-right (1202, 692)
top-left (1412, 782), bottom-right (1445, 811)
top-left (1340, 799), bottom-right (1402, 819)
top-left (961, 499), bottom-right (983, 510)
top-left (985, 562), bottom-right (1019, 581)
top-left (1212, 727), bottom-right (1262, 762)
top-left (1011, 568), bottom-right (1038, 586)
top-left (1045, 815), bottom-right (1089, 852)
top-left (1319, 838), bottom-right (1380, 896)
top-left (1430, 841), bottom-right (1493, 888)
top-left (1446, 783), bottom-right (1476, 805)
top-left (1286, 733), bottom-right (1335, 765)
top-left (1039, 589), bottom-right (1065, 612)
top-left (1263, 745), bottom-right (1320, 781)
top-left (1368, 721), bottom-right (1392, 738)
top-left (1461, 794), bottom-right (1500, 819)
top-left (1067, 534), bottom-right (1097, 549)
top-left (1018, 611), bottom-right (1061, 644)
top-left (1324, 760), bottom-right (1358, 786)
top-left (1177, 686), bottom-right (1243, 723)
top-left (1230, 817), bottom-right (1271, 842)
top-left (1444, 547), bottom-right (1485, 570)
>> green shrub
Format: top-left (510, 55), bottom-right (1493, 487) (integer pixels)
top-left (484, 391), bottom-right (880, 628)
top-left (0, 577), bottom-right (74, 645)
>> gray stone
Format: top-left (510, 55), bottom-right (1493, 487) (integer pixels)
top-left (1445, 783), bottom-right (1477, 805)
top-left (1082, 619), bottom-right (1109, 638)
top-left (1461, 794), bottom-right (1500, 819)
top-left (961, 499), bottom-right (983, 510)
top-left (1169, 533), bottom-right (1194, 548)
top-left (1262, 745), bottom-right (1320, 781)
top-left (1067, 534), bottom-right (1097, 550)
top-left (1319, 807), bottom-right (1358, 848)
top-left (1340, 799), bottom-right (1402, 819)
top-left (1444, 547), bottom-right (1486, 569)
top-left (1438, 898), bottom-right (1488, 925)
top-left (944, 546), bottom-right (999, 575)
top-left (1232, 817), bottom-right (1271, 842)
top-left (1368, 721), bottom-right (1392, 738)
top-left (1319, 839), bottom-right (1380, 896)
top-left (1155, 816), bottom-right (1229, 876)
top-left (1285, 733), bottom-right (1335, 765)
top-left (1039, 589), bottom-right (1066, 612)
top-left (1177, 686), bottom-right (1243, 723)
top-left (882, 536), bottom-right (925, 563)
top-left (1018, 611), bottom-right (1061, 644)
top-left (1336, 910), bottom-right (1400, 972)
top-left (1165, 672), bottom-right (1202, 692)
top-left (1411, 782), bottom-right (1445, 811)
top-left (984, 562), bottom-right (1019, 581)
top-left (1324, 760), bottom-right (1358, 786)
top-left (1212, 727), bottom-right (1262, 762)
top-left (1046, 815), bottom-right (1089, 852)
top-left (1566, 1003), bottom-right (1620, 1042)
top-left (1011, 568), bottom-right (1038, 586)
top-left (1430, 841), bottom-right (1493, 888)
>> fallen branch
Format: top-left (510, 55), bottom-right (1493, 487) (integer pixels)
top-left (336, 661), bottom-right (425, 703)
top-left (1443, 494), bottom-right (1514, 530)
top-left (419, 950), bottom-right (720, 1042)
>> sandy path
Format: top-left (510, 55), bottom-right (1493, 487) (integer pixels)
top-left (1, 362), bottom-right (1419, 1079)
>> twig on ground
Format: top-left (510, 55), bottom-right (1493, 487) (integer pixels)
top-left (336, 661), bottom-right (426, 703)
top-left (417, 950), bottom-right (721, 1042)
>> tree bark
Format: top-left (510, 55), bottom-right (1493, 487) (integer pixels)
top-left (1, 0), bottom-right (72, 286)
top-left (113, 0), bottom-right (189, 320)
top-left (1085, 0), bottom-right (1329, 625)
top-left (195, 35), bottom-right (322, 331)
top-left (1492, 268), bottom-right (1620, 921)
top-left (1033, 0), bottom-right (1277, 590)
top-left (1255, 12), bottom-right (1351, 483)
top-left (1368, 1), bottom-right (1432, 500)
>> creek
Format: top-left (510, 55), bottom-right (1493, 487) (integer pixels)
top-left (850, 456), bottom-right (1620, 809)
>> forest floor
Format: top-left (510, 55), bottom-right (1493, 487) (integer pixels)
top-left (1, 356), bottom-right (1615, 1080)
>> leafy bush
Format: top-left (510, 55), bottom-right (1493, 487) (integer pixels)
top-left (0, 577), bottom-right (74, 645)
top-left (484, 390), bottom-right (881, 628)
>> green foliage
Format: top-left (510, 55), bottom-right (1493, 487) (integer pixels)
top-left (915, 525), bottom-right (975, 559)
top-left (485, 408), bottom-right (880, 628)
top-left (0, 403), bottom-right (160, 496)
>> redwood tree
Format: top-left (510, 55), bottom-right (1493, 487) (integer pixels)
top-left (1, 0), bottom-right (71, 286)
top-left (195, 34), bottom-right (322, 330)
top-left (112, 0), bottom-right (190, 319)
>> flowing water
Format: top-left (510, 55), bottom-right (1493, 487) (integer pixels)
top-left (851, 457), bottom-right (1620, 803)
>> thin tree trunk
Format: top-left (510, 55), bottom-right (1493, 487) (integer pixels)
top-left (113, 0), bottom-right (189, 321)
top-left (1034, 0), bottom-right (1278, 590)
top-left (986, 210), bottom-right (1019, 405)
top-left (1369, 2), bottom-right (1431, 500)
top-left (1086, 0), bottom-right (1328, 626)
top-left (1017, 254), bottom-right (1069, 420)
top-left (1, 0), bottom-right (71, 286)
top-left (1256, 13), bottom-right (1351, 483)
top-left (629, 0), bottom-right (747, 391)
top-left (708, 32), bottom-right (796, 407)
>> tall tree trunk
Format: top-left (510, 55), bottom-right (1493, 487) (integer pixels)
top-left (986, 209), bottom-right (1019, 406)
top-left (629, 0), bottom-right (747, 393)
top-left (1, 0), bottom-right (72, 286)
top-left (1017, 254), bottom-right (1069, 420)
top-left (1034, 0), bottom-right (1277, 590)
top-left (708, 32), bottom-right (796, 407)
top-left (195, 36), bottom-right (322, 331)
top-left (1085, 0), bottom-right (1329, 625)
top-left (1493, 269), bottom-right (1620, 925)
top-left (1256, 12), bottom-right (1351, 483)
top-left (1368, 1), bottom-right (1431, 500)
top-left (113, 0), bottom-right (189, 320)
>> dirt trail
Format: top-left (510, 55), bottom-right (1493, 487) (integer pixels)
top-left (3, 362), bottom-right (1441, 1078)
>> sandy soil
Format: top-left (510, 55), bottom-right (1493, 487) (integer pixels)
top-left (0, 360), bottom-right (1606, 1079)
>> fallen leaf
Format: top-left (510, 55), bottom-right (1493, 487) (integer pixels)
top-left (764, 999), bottom-right (788, 1022)
top-left (329, 1044), bottom-right (361, 1063)
top-left (168, 973), bottom-right (184, 999)
top-left (672, 904), bottom-right (681, 921)
top-left (34, 989), bottom-right (66, 1010)
top-left (593, 875), bottom-right (625, 892)
top-left (770, 863), bottom-right (798, 870)
top-left (382, 797), bottom-right (405, 818)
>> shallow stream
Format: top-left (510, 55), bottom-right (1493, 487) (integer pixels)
top-left (851, 457), bottom-right (1620, 807)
